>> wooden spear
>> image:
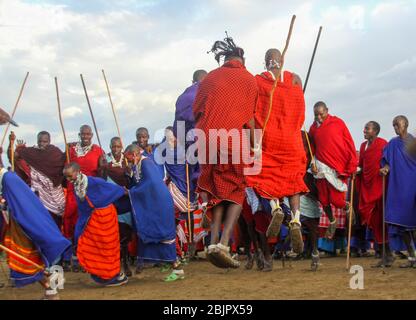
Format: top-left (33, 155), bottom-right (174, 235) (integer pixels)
top-left (0, 72), bottom-right (29, 148)
top-left (54, 77), bottom-right (70, 163)
top-left (80, 74), bottom-right (103, 150)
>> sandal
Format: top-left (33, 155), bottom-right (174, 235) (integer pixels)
top-left (399, 257), bottom-right (416, 268)
top-left (289, 221), bottom-right (304, 254)
top-left (164, 270), bottom-right (185, 282)
top-left (325, 219), bottom-right (337, 239)
top-left (311, 252), bottom-right (320, 271)
top-left (371, 255), bottom-right (395, 268)
top-left (266, 206), bottom-right (284, 238)
top-left (213, 243), bottom-right (240, 269)
top-left (254, 249), bottom-right (265, 270)
top-left (262, 257), bottom-right (273, 272)
top-left (245, 254), bottom-right (254, 270)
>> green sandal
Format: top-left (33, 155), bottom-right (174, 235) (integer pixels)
top-left (164, 271), bottom-right (185, 282)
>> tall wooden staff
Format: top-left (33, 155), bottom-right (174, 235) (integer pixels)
top-left (382, 175), bottom-right (386, 274)
top-left (262, 15), bottom-right (296, 138)
top-left (302, 26), bottom-right (323, 166)
top-left (10, 131), bottom-right (15, 172)
top-left (55, 77), bottom-right (70, 163)
top-left (80, 74), bottom-right (103, 150)
top-left (186, 163), bottom-right (193, 244)
top-left (1, 72), bottom-right (29, 148)
top-left (346, 176), bottom-right (356, 270)
top-left (102, 69), bottom-right (124, 147)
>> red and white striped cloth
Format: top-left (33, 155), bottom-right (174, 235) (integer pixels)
top-left (318, 204), bottom-right (346, 230)
top-left (168, 181), bottom-right (196, 213)
top-left (30, 166), bottom-right (66, 216)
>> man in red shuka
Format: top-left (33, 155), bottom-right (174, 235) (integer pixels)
top-left (309, 102), bottom-right (358, 239)
top-left (193, 35), bottom-right (258, 269)
top-left (246, 48), bottom-right (308, 262)
top-left (63, 124), bottom-right (106, 272)
top-left (356, 121), bottom-right (393, 267)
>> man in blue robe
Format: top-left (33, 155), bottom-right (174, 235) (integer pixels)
top-left (0, 166), bottom-right (71, 299)
top-left (125, 144), bottom-right (184, 281)
top-left (63, 162), bottom-right (128, 286)
top-left (381, 115), bottom-right (416, 268)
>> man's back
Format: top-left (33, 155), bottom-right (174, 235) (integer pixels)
top-left (193, 60), bottom-right (257, 131)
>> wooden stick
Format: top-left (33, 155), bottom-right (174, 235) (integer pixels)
top-left (1, 72), bottom-right (29, 148)
top-left (186, 163), bottom-right (193, 244)
top-left (346, 176), bottom-right (355, 270)
top-left (80, 74), bottom-right (103, 150)
top-left (102, 70), bottom-right (123, 147)
top-left (0, 244), bottom-right (44, 271)
top-left (55, 77), bottom-right (70, 163)
top-left (382, 175), bottom-right (386, 274)
top-left (302, 26), bottom-right (323, 166)
top-left (262, 15), bottom-right (296, 136)
top-left (303, 26), bottom-right (322, 93)
top-left (10, 132), bottom-right (15, 172)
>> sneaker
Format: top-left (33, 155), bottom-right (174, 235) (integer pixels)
top-left (105, 273), bottom-right (128, 287)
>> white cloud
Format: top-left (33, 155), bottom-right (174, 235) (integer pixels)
top-left (0, 0), bottom-right (415, 152)
top-left (62, 106), bottom-right (83, 118)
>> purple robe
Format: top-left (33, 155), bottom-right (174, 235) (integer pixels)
top-left (173, 82), bottom-right (199, 141)
top-left (382, 135), bottom-right (416, 228)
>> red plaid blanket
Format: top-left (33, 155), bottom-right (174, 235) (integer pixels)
top-left (318, 204), bottom-right (346, 229)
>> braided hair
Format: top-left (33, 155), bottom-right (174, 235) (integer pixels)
top-left (208, 32), bottom-right (244, 64)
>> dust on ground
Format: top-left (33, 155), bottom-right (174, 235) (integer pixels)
top-left (1, 254), bottom-right (415, 300)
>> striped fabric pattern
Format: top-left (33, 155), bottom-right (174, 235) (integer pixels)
top-left (167, 181), bottom-right (196, 212)
top-left (77, 201), bottom-right (120, 280)
top-left (4, 218), bottom-right (44, 275)
top-left (30, 166), bottom-right (66, 216)
top-left (319, 204), bottom-right (346, 229)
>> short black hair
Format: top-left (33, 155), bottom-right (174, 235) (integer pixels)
top-left (37, 131), bottom-right (50, 140)
top-left (313, 101), bottom-right (328, 110)
top-left (136, 127), bottom-right (149, 136)
top-left (64, 162), bottom-right (80, 172)
top-left (394, 115), bottom-right (409, 127)
top-left (80, 124), bottom-right (92, 132)
top-left (192, 70), bottom-right (207, 83)
top-left (367, 121), bottom-right (381, 135)
top-left (125, 144), bottom-right (140, 154)
top-left (110, 136), bottom-right (121, 146)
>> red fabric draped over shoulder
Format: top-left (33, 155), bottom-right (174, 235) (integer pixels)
top-left (246, 71), bottom-right (308, 199)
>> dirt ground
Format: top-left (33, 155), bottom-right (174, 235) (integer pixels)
top-left (1, 253), bottom-right (416, 300)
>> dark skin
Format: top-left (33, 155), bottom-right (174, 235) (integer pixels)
top-left (360, 123), bottom-right (393, 261)
top-left (136, 129), bottom-right (154, 154)
top-left (380, 117), bottom-right (409, 176)
top-left (110, 139), bottom-right (123, 161)
top-left (363, 122), bottom-right (378, 145)
top-left (379, 117), bottom-right (413, 263)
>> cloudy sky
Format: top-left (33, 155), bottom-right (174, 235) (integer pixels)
top-left (0, 0), bottom-right (415, 153)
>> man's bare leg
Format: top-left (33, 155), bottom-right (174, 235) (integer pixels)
top-left (324, 205), bottom-right (337, 239)
top-left (210, 203), bottom-right (225, 245)
top-left (302, 217), bottom-right (320, 270)
top-left (219, 203), bottom-right (242, 247)
top-left (400, 231), bottom-right (416, 268)
top-left (288, 194), bottom-right (304, 254)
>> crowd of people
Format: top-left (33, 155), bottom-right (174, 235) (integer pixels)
top-left (0, 35), bottom-right (415, 300)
